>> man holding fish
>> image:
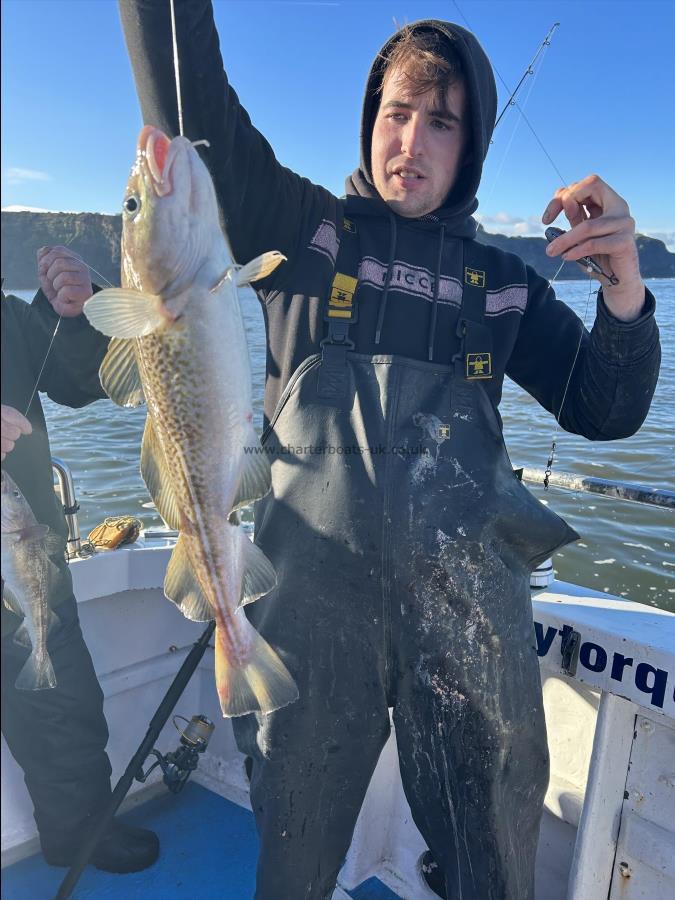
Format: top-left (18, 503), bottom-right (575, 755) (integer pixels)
top-left (1, 250), bottom-right (159, 873)
top-left (118, 3), bottom-right (660, 898)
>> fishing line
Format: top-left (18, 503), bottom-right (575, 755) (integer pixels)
top-left (480, 55), bottom-right (547, 215)
top-left (23, 251), bottom-right (113, 416)
top-left (451, 1), bottom-right (604, 489)
top-left (169, 0), bottom-right (185, 137)
top-left (451, 1), bottom-right (565, 184)
top-left (24, 318), bottom-right (62, 417)
top-left (543, 277), bottom-right (596, 488)
top-left (84, 262), bottom-right (114, 288)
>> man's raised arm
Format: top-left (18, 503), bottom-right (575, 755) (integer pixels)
top-left (118, 0), bottom-right (332, 274)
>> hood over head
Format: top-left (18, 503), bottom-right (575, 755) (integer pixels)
top-left (346, 20), bottom-right (497, 237)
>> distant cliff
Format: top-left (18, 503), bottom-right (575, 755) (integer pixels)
top-left (476, 226), bottom-right (675, 281)
top-left (1, 210), bottom-right (673, 289)
top-left (1, 212), bottom-right (121, 289)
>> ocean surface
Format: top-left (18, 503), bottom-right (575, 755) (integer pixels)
top-left (13, 279), bottom-right (674, 613)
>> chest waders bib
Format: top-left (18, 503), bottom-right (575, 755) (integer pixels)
top-left (232, 220), bottom-right (578, 900)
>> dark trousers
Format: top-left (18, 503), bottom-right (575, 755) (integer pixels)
top-left (1, 595), bottom-right (112, 854)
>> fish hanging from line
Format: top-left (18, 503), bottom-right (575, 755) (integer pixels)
top-left (1, 469), bottom-right (63, 690)
top-left (84, 125), bottom-right (298, 718)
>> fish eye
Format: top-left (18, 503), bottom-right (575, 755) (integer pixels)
top-left (13, 490), bottom-right (21, 498)
top-left (123, 194), bottom-right (141, 216)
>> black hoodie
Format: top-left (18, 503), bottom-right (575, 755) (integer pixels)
top-left (120, 1), bottom-right (659, 439)
top-left (347, 18), bottom-right (496, 237)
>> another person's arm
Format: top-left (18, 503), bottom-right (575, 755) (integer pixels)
top-left (1, 405), bottom-right (32, 460)
top-left (30, 246), bottom-right (110, 407)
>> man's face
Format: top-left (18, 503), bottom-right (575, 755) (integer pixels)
top-left (371, 65), bottom-right (469, 218)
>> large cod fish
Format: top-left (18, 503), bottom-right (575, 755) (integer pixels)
top-left (1, 469), bottom-right (61, 690)
top-left (84, 125), bottom-right (298, 717)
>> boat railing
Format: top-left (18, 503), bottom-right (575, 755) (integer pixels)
top-left (51, 456), bottom-right (82, 559)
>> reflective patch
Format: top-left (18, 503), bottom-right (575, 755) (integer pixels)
top-left (466, 352), bottom-right (492, 379)
top-left (465, 267), bottom-right (486, 287)
top-left (329, 273), bottom-right (358, 319)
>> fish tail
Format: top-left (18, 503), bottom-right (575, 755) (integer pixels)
top-left (215, 623), bottom-right (298, 718)
top-left (15, 648), bottom-right (57, 691)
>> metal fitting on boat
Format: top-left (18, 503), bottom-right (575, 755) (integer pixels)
top-left (530, 558), bottom-right (554, 589)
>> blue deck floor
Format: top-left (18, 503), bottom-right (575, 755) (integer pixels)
top-left (2, 782), bottom-right (400, 899)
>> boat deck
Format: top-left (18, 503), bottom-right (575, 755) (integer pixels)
top-left (1, 782), bottom-right (398, 899)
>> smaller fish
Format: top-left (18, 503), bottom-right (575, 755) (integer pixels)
top-left (1, 470), bottom-right (63, 690)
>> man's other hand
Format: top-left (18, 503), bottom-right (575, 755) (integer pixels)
top-left (1, 405), bottom-right (32, 460)
top-left (542, 175), bottom-right (645, 322)
top-left (37, 246), bottom-right (94, 318)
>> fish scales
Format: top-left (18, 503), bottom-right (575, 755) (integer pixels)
top-left (1, 470), bottom-right (60, 690)
top-left (84, 126), bottom-right (297, 717)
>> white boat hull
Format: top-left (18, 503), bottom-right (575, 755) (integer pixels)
top-left (3, 537), bottom-right (674, 899)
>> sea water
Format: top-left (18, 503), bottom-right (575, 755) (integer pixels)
top-left (10, 279), bottom-right (674, 612)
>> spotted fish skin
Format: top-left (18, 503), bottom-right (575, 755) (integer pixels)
top-left (1, 470), bottom-right (59, 690)
top-left (84, 126), bottom-right (297, 717)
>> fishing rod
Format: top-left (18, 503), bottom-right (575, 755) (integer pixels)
top-left (519, 469), bottom-right (675, 510)
top-left (54, 620), bottom-right (216, 900)
top-left (493, 22), bottom-right (560, 132)
top-left (451, 3), bottom-right (615, 490)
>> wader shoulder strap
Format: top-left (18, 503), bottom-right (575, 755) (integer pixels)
top-left (453, 240), bottom-right (493, 382)
top-left (316, 215), bottom-right (361, 402)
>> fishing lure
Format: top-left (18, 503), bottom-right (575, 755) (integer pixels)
top-left (545, 226), bottom-right (620, 285)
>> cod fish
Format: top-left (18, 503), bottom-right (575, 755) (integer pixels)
top-left (1, 470), bottom-right (61, 690)
top-left (84, 125), bottom-right (298, 718)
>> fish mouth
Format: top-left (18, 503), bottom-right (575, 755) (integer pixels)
top-left (138, 125), bottom-right (177, 198)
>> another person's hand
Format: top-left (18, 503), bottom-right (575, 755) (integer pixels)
top-left (1, 405), bottom-right (32, 460)
top-left (37, 246), bottom-right (94, 317)
top-left (542, 175), bottom-right (645, 322)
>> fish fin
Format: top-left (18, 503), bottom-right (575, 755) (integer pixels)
top-left (15, 649), bottom-right (57, 691)
top-left (99, 337), bottom-right (145, 408)
top-left (236, 251), bottom-right (286, 286)
top-left (83, 288), bottom-right (164, 338)
top-left (46, 607), bottom-right (59, 634)
top-left (14, 608), bottom-right (59, 647)
top-left (231, 426), bottom-right (272, 512)
top-left (2, 587), bottom-right (23, 617)
top-left (17, 524), bottom-right (49, 541)
top-left (140, 418), bottom-right (181, 530)
top-left (239, 534), bottom-right (276, 608)
top-left (43, 531), bottom-right (67, 559)
top-left (215, 621), bottom-right (298, 717)
top-left (164, 535), bottom-right (214, 622)
top-left (12, 623), bottom-right (32, 647)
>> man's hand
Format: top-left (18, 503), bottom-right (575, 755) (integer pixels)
top-left (542, 175), bottom-right (645, 322)
top-left (1, 405), bottom-right (32, 460)
top-left (37, 246), bottom-right (93, 318)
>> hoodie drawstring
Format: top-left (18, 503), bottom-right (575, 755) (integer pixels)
top-left (373, 214), bottom-right (446, 359)
top-left (374, 213), bottom-right (397, 345)
top-left (428, 224), bottom-right (445, 362)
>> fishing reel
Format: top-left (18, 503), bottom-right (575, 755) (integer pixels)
top-left (136, 714), bottom-right (215, 794)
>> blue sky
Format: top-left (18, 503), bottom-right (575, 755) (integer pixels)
top-left (2, 0), bottom-right (674, 247)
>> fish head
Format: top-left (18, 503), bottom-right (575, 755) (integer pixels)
top-left (1, 470), bottom-right (34, 535)
top-left (121, 126), bottom-right (223, 300)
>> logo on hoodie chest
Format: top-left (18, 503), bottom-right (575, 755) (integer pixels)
top-left (465, 267), bottom-right (486, 288)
